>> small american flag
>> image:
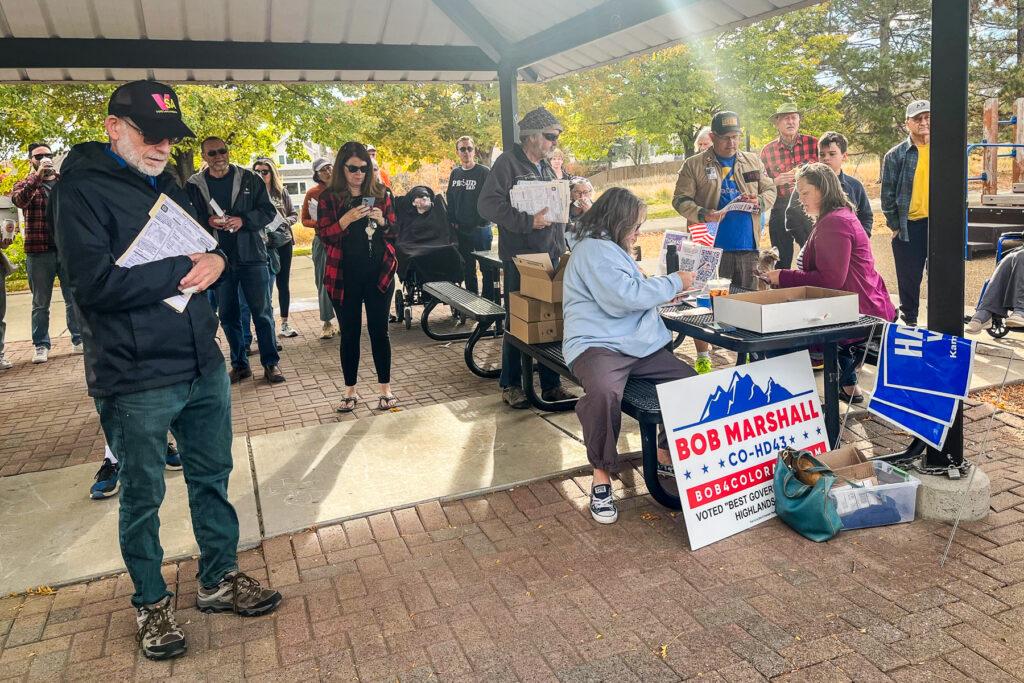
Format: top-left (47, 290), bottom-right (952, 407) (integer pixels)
top-left (688, 221), bottom-right (718, 247)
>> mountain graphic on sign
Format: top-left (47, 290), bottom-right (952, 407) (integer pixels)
top-left (698, 371), bottom-right (795, 423)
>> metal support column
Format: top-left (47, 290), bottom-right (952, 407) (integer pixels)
top-left (498, 62), bottom-right (519, 152)
top-left (925, 0), bottom-right (969, 469)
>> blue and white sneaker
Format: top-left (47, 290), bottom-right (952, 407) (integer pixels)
top-left (165, 443), bottom-right (183, 471)
top-left (90, 459), bottom-right (120, 499)
top-left (590, 484), bottom-right (618, 524)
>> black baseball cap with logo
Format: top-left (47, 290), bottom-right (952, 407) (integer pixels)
top-left (107, 80), bottom-right (195, 142)
top-left (711, 111), bottom-right (742, 135)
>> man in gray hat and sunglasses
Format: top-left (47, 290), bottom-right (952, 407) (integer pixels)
top-left (51, 80), bottom-right (282, 662)
top-left (478, 106), bottom-right (575, 408)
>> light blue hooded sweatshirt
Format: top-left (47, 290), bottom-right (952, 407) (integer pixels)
top-left (562, 235), bottom-right (683, 368)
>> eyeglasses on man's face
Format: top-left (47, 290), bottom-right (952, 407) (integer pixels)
top-left (458, 146), bottom-right (474, 153)
top-left (205, 147), bottom-right (229, 157)
top-left (32, 152), bottom-right (54, 160)
top-left (542, 132), bottom-right (560, 142)
top-left (123, 118), bottom-right (181, 146)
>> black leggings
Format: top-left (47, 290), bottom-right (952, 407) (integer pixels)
top-left (275, 242), bottom-right (293, 317)
top-left (333, 278), bottom-right (395, 386)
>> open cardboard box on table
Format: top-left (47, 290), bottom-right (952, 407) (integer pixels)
top-left (513, 253), bottom-right (570, 304)
top-left (713, 286), bottom-right (859, 334)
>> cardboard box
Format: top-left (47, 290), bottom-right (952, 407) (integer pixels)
top-left (510, 292), bottom-right (562, 322)
top-left (712, 286), bottom-right (859, 334)
top-left (513, 253), bottom-right (570, 303)
top-left (509, 316), bottom-right (563, 344)
top-left (818, 445), bottom-right (875, 485)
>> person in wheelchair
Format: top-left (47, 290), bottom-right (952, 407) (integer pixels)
top-left (393, 186), bottom-right (464, 325)
top-left (967, 245), bottom-right (1024, 333)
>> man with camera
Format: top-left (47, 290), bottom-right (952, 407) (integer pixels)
top-left (11, 142), bottom-right (83, 363)
top-left (186, 137), bottom-right (285, 384)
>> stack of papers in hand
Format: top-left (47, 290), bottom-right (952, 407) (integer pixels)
top-left (510, 180), bottom-right (570, 223)
top-left (116, 194), bottom-right (218, 313)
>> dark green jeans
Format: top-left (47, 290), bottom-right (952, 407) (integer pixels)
top-left (95, 368), bottom-right (238, 607)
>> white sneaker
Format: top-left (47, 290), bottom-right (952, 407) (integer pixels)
top-left (279, 320), bottom-right (299, 338)
top-left (72, 342), bottom-right (84, 354)
top-left (32, 346), bottom-right (48, 364)
top-left (965, 317), bottom-right (991, 334)
top-left (1006, 312), bottom-right (1024, 328)
top-left (0, 354), bottom-right (11, 370)
top-left (589, 484), bottom-right (618, 524)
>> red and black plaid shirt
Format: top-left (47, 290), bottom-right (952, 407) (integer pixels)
top-left (11, 171), bottom-right (59, 253)
top-left (316, 189), bottom-right (398, 305)
top-left (760, 134), bottom-right (818, 199)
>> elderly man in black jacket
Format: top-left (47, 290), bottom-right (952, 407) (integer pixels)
top-left (51, 81), bottom-right (281, 662)
top-left (187, 137), bottom-right (285, 384)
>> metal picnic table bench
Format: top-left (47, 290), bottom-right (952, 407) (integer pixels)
top-left (421, 281), bottom-right (505, 378)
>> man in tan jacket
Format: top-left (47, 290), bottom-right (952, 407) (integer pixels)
top-left (672, 111), bottom-right (776, 290)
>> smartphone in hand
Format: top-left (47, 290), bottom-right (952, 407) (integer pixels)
top-left (361, 197), bottom-right (376, 209)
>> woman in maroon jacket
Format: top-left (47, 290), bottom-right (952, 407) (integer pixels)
top-left (765, 163), bottom-right (896, 404)
top-left (316, 141), bottom-right (399, 412)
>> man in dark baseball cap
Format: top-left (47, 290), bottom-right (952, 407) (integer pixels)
top-left (50, 81), bottom-right (282, 662)
top-left (711, 111), bottom-right (742, 135)
top-left (107, 80), bottom-right (195, 143)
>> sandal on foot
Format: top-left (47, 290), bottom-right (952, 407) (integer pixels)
top-left (377, 395), bottom-right (400, 410)
top-left (336, 396), bottom-right (359, 413)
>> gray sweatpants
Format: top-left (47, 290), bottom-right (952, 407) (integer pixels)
top-left (571, 347), bottom-right (695, 473)
top-left (311, 236), bottom-right (335, 323)
top-left (976, 249), bottom-right (1024, 322)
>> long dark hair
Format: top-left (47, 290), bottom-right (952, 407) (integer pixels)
top-left (573, 187), bottom-right (645, 250)
top-left (327, 141), bottom-right (385, 201)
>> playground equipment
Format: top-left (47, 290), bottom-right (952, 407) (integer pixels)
top-left (966, 98), bottom-right (1024, 259)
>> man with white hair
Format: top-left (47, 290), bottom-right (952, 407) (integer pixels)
top-left (51, 81), bottom-right (281, 662)
top-left (478, 106), bottom-right (575, 408)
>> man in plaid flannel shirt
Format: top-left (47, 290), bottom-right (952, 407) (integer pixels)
top-left (11, 142), bottom-right (82, 363)
top-left (760, 103), bottom-right (818, 269)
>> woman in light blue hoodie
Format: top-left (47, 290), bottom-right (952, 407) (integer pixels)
top-left (562, 188), bottom-right (697, 524)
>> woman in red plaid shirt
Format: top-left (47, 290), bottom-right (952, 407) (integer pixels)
top-left (316, 141), bottom-right (400, 413)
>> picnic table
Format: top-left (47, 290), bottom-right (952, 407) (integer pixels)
top-left (659, 305), bottom-right (886, 447)
top-left (472, 249), bottom-right (503, 305)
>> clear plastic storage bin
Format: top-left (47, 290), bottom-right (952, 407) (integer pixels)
top-left (829, 461), bottom-right (920, 530)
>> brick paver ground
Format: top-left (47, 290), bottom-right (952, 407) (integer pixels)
top-left (3, 404), bottom-right (1024, 681)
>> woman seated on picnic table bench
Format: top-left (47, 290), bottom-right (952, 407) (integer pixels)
top-left (562, 187), bottom-right (697, 525)
top-left (763, 162), bottom-right (896, 405)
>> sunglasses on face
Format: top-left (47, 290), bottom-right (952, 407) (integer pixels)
top-left (205, 147), bottom-right (229, 157)
top-left (458, 146), bottom-right (474, 153)
top-left (32, 152), bottom-right (54, 160)
top-left (345, 164), bottom-right (369, 174)
top-left (255, 169), bottom-right (271, 176)
top-left (123, 118), bottom-right (182, 146)
top-left (542, 132), bottom-right (560, 142)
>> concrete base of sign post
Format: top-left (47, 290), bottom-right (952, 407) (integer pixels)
top-left (914, 466), bottom-right (991, 523)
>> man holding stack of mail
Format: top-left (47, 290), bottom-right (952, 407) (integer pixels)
top-left (51, 81), bottom-right (281, 662)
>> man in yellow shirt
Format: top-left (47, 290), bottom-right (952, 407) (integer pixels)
top-left (881, 100), bottom-right (930, 326)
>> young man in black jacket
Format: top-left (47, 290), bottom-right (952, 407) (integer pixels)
top-left (187, 137), bottom-right (285, 384)
top-left (51, 81), bottom-right (281, 662)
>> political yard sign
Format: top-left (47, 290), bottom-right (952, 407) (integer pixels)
top-left (656, 351), bottom-right (828, 550)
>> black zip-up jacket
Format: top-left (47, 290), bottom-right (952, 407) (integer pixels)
top-left (51, 141), bottom-right (226, 398)
top-left (477, 144), bottom-right (566, 263)
top-left (186, 164), bottom-right (277, 266)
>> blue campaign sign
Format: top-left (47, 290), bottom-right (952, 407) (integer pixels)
top-left (867, 397), bottom-right (950, 450)
top-left (881, 324), bottom-right (975, 399)
top-left (870, 341), bottom-right (959, 425)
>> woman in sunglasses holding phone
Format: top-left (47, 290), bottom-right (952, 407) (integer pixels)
top-left (316, 141), bottom-right (399, 412)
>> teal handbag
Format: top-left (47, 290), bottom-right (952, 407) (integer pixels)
top-left (773, 449), bottom-right (842, 542)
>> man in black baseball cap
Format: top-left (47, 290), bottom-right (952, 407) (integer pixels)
top-left (50, 80), bottom-right (282, 662)
top-left (711, 110), bottom-right (742, 135)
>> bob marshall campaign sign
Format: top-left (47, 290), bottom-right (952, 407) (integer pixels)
top-left (657, 351), bottom-right (828, 550)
